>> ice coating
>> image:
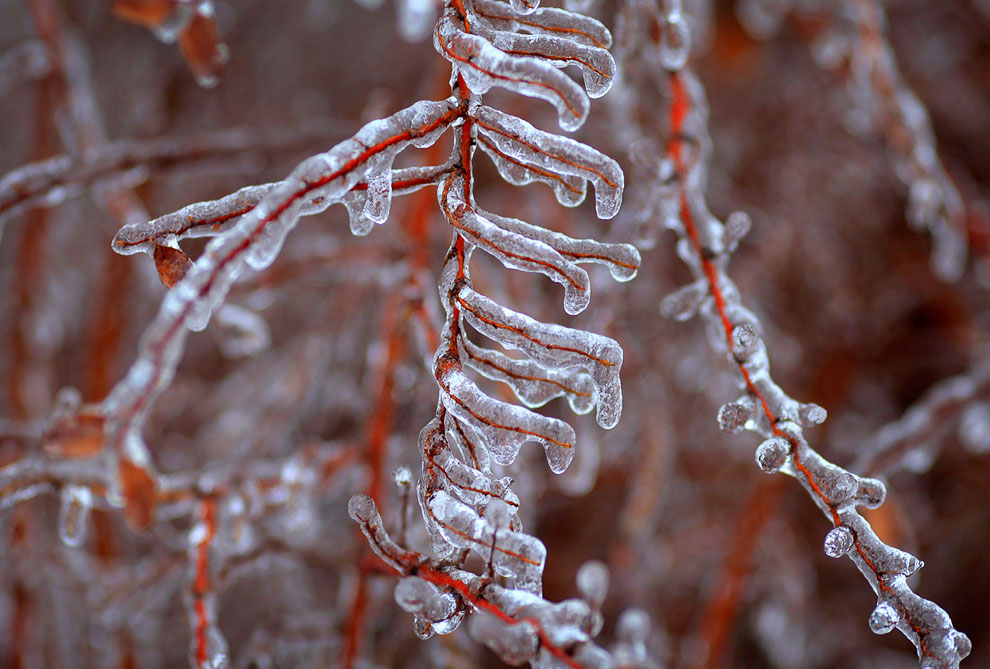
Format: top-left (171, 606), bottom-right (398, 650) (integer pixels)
top-left (456, 287), bottom-right (623, 429)
top-left (442, 176), bottom-right (591, 314)
top-left (471, 18), bottom-right (616, 98)
top-left (461, 337), bottom-right (596, 415)
top-left (436, 362), bottom-right (577, 474)
top-left (478, 207), bottom-right (640, 282)
top-left (427, 489), bottom-right (546, 590)
top-left (474, 105), bottom-right (623, 218)
top-left (472, 0), bottom-right (612, 50)
top-left (435, 15), bottom-right (589, 131)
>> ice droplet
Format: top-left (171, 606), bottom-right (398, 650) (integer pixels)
top-left (58, 485), bottom-right (93, 547)
top-left (755, 436), bottom-right (790, 473)
top-left (823, 525), bottom-right (854, 558)
top-left (869, 601), bottom-right (898, 634)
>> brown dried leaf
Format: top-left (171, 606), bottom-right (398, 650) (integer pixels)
top-left (43, 411), bottom-right (105, 458)
top-left (153, 243), bottom-right (192, 289)
top-left (178, 11), bottom-right (228, 87)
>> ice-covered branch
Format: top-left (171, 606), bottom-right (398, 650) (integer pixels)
top-left (652, 60), bottom-right (970, 668)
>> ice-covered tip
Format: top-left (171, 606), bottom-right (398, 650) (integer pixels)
top-left (798, 402), bottom-right (828, 427)
top-left (717, 400), bottom-right (752, 434)
top-left (660, 281), bottom-right (707, 321)
top-left (348, 493), bottom-right (378, 523)
top-left (823, 525), bottom-right (855, 558)
top-left (730, 322), bottom-right (760, 362)
top-left (616, 608), bottom-right (650, 642)
top-left (576, 560), bottom-right (609, 609)
top-left (854, 477), bottom-right (887, 509)
top-left (868, 601), bottom-right (898, 635)
top-left (755, 436), bottom-right (790, 473)
top-left (724, 210), bottom-right (752, 252)
top-left (660, 13), bottom-right (691, 72)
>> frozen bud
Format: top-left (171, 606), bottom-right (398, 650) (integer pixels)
top-left (823, 525), bottom-right (854, 558)
top-left (392, 466), bottom-right (414, 487)
top-left (949, 630), bottom-right (973, 659)
top-left (660, 281), bottom-right (706, 321)
top-left (660, 13), bottom-right (691, 71)
top-left (731, 322), bottom-right (760, 362)
top-left (576, 561), bottom-right (609, 609)
top-left (347, 493), bottom-right (377, 523)
top-left (868, 601), bottom-right (899, 634)
top-left (824, 471), bottom-right (858, 505)
top-left (755, 436), bottom-right (790, 473)
top-left (798, 402), bottom-right (828, 427)
top-left (718, 401), bottom-right (752, 434)
top-left (854, 477), bottom-right (887, 509)
top-left (617, 607), bottom-right (650, 642)
top-left (724, 211), bottom-right (752, 252)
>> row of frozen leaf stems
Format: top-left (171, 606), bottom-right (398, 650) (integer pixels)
top-left (662, 70), bottom-right (971, 665)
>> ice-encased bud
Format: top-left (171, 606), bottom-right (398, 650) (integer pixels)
top-left (823, 525), bottom-right (854, 558)
top-left (717, 400), bottom-right (752, 434)
top-left (616, 607), bottom-right (650, 641)
top-left (755, 436), bottom-right (790, 473)
top-left (798, 402), bottom-right (828, 427)
top-left (660, 281), bottom-right (707, 321)
top-left (660, 13), bottom-right (691, 71)
top-left (724, 211), bottom-right (752, 252)
top-left (949, 630), bottom-right (973, 659)
top-left (348, 493), bottom-right (377, 523)
top-left (854, 477), bottom-right (887, 509)
top-left (576, 561), bottom-right (609, 609)
top-left (824, 471), bottom-right (858, 505)
top-left (730, 322), bottom-right (759, 362)
top-left (868, 601), bottom-right (898, 634)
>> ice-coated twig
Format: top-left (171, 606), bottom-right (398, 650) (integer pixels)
top-left (0, 123), bottom-right (351, 237)
top-left (652, 45), bottom-right (971, 669)
top-left (855, 362), bottom-right (990, 477)
top-left (746, 0), bottom-right (970, 282)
